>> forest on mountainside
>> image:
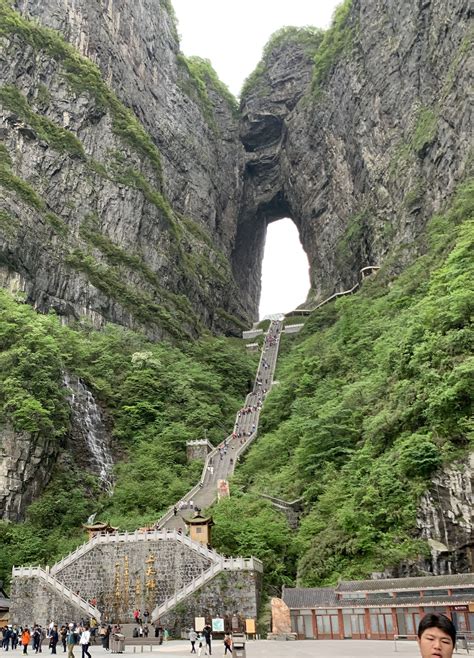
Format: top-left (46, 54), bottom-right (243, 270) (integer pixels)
top-left (232, 179), bottom-right (473, 585)
top-left (0, 304), bottom-right (259, 587)
top-left (1, 178), bottom-right (472, 598)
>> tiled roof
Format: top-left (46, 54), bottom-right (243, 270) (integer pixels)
top-left (283, 587), bottom-right (337, 608)
top-left (282, 589), bottom-right (474, 611)
top-left (336, 573), bottom-right (474, 592)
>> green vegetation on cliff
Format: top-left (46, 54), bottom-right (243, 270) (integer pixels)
top-left (178, 54), bottom-right (239, 124)
top-left (241, 26), bottom-right (324, 98)
top-left (0, 294), bottom-right (257, 586)
top-left (311, 0), bottom-right (353, 96)
top-left (226, 180), bottom-right (473, 585)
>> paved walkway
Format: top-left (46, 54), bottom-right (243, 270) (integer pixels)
top-left (103, 638), bottom-right (423, 657)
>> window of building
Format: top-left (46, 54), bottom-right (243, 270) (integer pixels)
top-left (396, 590), bottom-right (421, 598)
top-left (453, 588), bottom-right (474, 596)
top-left (423, 589), bottom-right (449, 597)
top-left (340, 592), bottom-right (365, 599)
top-left (315, 611), bottom-right (339, 639)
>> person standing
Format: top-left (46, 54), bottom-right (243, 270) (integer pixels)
top-left (32, 626), bottom-right (42, 654)
top-left (59, 627), bottom-right (67, 653)
top-left (188, 629), bottom-right (197, 654)
top-left (21, 628), bottom-right (31, 655)
top-left (3, 625), bottom-right (12, 651)
top-left (66, 625), bottom-right (76, 658)
top-left (49, 627), bottom-right (59, 654)
top-left (11, 626), bottom-right (19, 650)
top-left (202, 625), bottom-right (212, 656)
top-left (79, 626), bottom-right (91, 658)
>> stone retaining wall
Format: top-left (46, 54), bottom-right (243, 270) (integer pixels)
top-left (160, 570), bottom-right (262, 636)
top-left (54, 538), bottom-right (211, 622)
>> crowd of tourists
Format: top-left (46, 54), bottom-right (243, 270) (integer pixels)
top-left (0, 619), bottom-right (116, 657)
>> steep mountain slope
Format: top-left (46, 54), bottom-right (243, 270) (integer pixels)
top-left (0, 0), bottom-right (472, 593)
top-left (0, 0), bottom-right (247, 338)
top-left (236, 0), bottom-right (472, 305)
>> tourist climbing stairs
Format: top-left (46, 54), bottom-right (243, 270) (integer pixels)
top-left (155, 318), bottom-right (283, 531)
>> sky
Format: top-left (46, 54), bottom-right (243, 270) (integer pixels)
top-left (171, 0), bottom-right (341, 318)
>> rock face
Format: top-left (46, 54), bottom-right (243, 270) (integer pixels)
top-left (1, 0), bottom-right (471, 325)
top-left (1, 0), bottom-right (247, 339)
top-left (236, 0), bottom-right (472, 307)
top-left (416, 454), bottom-right (474, 575)
top-left (0, 425), bottom-right (58, 521)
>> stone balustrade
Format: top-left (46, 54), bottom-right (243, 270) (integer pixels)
top-left (12, 566), bottom-right (101, 621)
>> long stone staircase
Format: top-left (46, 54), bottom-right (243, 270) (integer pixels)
top-left (155, 318), bottom-right (283, 531)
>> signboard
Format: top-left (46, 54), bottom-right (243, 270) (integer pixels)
top-left (217, 479), bottom-right (230, 500)
top-left (194, 617), bottom-right (206, 632)
top-left (469, 603), bottom-right (474, 612)
top-left (453, 605), bottom-right (468, 611)
top-left (245, 619), bottom-right (256, 634)
top-left (212, 618), bottom-right (224, 632)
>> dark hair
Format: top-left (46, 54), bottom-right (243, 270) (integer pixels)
top-left (417, 613), bottom-right (456, 646)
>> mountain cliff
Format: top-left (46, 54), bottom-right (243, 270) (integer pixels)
top-left (1, 0), bottom-right (471, 331)
top-left (1, 0), bottom-right (247, 339)
top-left (0, 0), bottom-right (472, 590)
top-left (236, 0), bottom-right (472, 304)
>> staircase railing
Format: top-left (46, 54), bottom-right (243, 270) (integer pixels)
top-left (288, 266), bottom-right (380, 316)
top-left (151, 556), bottom-right (263, 621)
top-left (51, 528), bottom-right (223, 576)
top-left (12, 566), bottom-right (101, 621)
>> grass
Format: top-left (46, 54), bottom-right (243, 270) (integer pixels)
top-left (411, 107), bottom-right (438, 155)
top-left (0, 85), bottom-right (85, 158)
top-left (312, 0), bottom-right (354, 97)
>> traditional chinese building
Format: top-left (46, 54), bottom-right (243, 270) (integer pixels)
top-left (82, 522), bottom-right (118, 540)
top-left (281, 573), bottom-right (474, 640)
top-left (184, 513), bottom-right (214, 547)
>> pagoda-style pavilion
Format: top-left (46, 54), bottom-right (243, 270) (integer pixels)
top-left (82, 522), bottom-right (118, 540)
top-left (184, 513), bottom-right (215, 547)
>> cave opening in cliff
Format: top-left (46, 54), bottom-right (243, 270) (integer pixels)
top-left (259, 218), bottom-right (310, 319)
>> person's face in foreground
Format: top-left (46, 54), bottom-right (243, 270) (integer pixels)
top-left (417, 627), bottom-right (454, 658)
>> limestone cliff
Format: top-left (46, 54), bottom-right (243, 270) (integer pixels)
top-left (0, 0), bottom-right (247, 339)
top-left (0, 0), bottom-right (471, 327)
top-left (237, 0), bottom-right (472, 307)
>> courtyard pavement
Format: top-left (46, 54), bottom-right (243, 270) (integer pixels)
top-left (105, 638), bottom-right (427, 657)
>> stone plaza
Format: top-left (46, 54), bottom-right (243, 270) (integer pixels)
top-left (93, 638), bottom-right (425, 657)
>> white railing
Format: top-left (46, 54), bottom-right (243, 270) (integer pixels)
top-left (51, 529), bottom-right (223, 575)
top-left (12, 566), bottom-right (101, 622)
top-left (151, 556), bottom-right (263, 621)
